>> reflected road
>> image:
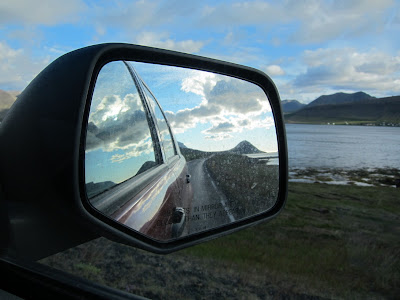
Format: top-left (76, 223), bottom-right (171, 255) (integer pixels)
top-left (186, 158), bottom-right (235, 234)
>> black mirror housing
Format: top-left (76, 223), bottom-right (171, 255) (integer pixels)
top-left (0, 43), bottom-right (288, 259)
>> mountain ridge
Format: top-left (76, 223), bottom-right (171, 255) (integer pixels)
top-left (307, 91), bottom-right (374, 107)
top-left (281, 100), bottom-right (306, 113)
top-left (179, 140), bottom-right (263, 161)
top-left (285, 95), bottom-right (400, 125)
top-left (282, 92), bottom-right (400, 125)
top-left (0, 89), bottom-right (20, 122)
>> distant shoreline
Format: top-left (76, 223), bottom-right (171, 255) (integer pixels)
top-left (284, 121), bottom-right (400, 127)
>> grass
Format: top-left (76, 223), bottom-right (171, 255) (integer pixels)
top-left (290, 167), bottom-right (400, 187)
top-left (286, 120), bottom-right (400, 126)
top-left (41, 182), bottom-right (400, 299)
top-left (183, 183), bottom-right (400, 299)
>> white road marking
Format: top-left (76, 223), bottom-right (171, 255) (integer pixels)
top-left (203, 163), bottom-right (236, 223)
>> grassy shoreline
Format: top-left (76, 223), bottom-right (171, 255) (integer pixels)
top-left (285, 120), bottom-right (400, 127)
top-left (290, 167), bottom-right (400, 188)
top-left (41, 181), bottom-right (400, 299)
top-left (183, 182), bottom-right (400, 299)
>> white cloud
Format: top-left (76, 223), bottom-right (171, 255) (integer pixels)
top-left (202, 115), bottom-right (274, 137)
top-left (265, 65), bottom-right (285, 76)
top-left (135, 32), bottom-right (205, 53)
top-left (6, 27), bottom-right (44, 46)
top-left (181, 71), bottom-right (217, 96)
top-left (207, 79), bottom-right (267, 114)
top-left (86, 93), bottom-right (152, 153)
top-left (204, 133), bottom-right (233, 141)
top-left (95, 1), bottom-right (169, 30)
top-left (199, 47), bottom-right (266, 66)
top-left (91, 94), bottom-right (132, 123)
top-left (1, 0), bottom-right (397, 103)
top-left (165, 103), bottom-right (222, 134)
top-left (0, 42), bottom-right (22, 60)
top-left (293, 48), bottom-right (400, 96)
top-left (166, 71), bottom-right (273, 138)
top-left (110, 138), bottom-right (154, 163)
top-left (288, 0), bottom-right (394, 43)
top-left (0, 0), bottom-right (86, 25)
top-left (199, 0), bottom-right (395, 44)
top-left (92, 24), bottom-right (107, 41)
top-left (204, 121), bottom-right (236, 134)
top-left (0, 42), bottom-right (51, 90)
top-left (201, 1), bottom-right (278, 26)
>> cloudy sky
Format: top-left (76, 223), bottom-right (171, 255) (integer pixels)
top-left (129, 62), bottom-right (277, 151)
top-left (85, 60), bottom-right (278, 185)
top-left (1, 0), bottom-right (399, 103)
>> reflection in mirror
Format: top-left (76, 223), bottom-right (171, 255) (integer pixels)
top-left (85, 61), bottom-right (279, 242)
top-left (85, 61), bottom-right (159, 199)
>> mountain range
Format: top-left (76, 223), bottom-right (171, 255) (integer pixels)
top-left (0, 89), bottom-right (20, 122)
top-left (281, 99), bottom-right (306, 113)
top-left (2, 89), bottom-right (398, 126)
top-left (307, 91), bottom-right (375, 107)
top-left (283, 92), bottom-right (400, 125)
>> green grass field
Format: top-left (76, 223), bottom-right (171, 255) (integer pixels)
top-left (41, 182), bottom-right (400, 299)
top-left (184, 183), bottom-right (400, 299)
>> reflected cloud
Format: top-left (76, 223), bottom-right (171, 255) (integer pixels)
top-left (204, 121), bottom-right (235, 134)
top-left (202, 116), bottom-right (275, 140)
top-left (110, 138), bottom-right (154, 163)
top-left (86, 92), bottom-right (152, 157)
top-left (204, 134), bottom-right (233, 141)
top-left (166, 74), bottom-right (272, 138)
top-left (85, 61), bottom-right (160, 188)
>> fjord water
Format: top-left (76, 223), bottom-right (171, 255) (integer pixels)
top-left (286, 124), bottom-right (400, 169)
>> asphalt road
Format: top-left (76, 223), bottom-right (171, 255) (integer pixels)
top-left (186, 158), bottom-right (236, 234)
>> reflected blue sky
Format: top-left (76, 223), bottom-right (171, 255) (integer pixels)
top-left (85, 61), bottom-right (156, 185)
top-left (131, 62), bottom-right (278, 153)
top-left (86, 61), bottom-right (279, 185)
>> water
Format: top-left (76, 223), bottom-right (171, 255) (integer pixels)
top-left (245, 152), bottom-right (279, 165)
top-left (286, 124), bottom-right (400, 169)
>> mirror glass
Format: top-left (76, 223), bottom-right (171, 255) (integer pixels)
top-left (85, 60), bottom-right (279, 241)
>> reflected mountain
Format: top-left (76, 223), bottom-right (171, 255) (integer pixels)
top-left (86, 160), bottom-right (158, 199)
top-left (86, 181), bottom-right (116, 198)
top-left (179, 140), bottom-right (264, 161)
top-left (228, 140), bottom-right (263, 155)
top-left (178, 141), bottom-right (187, 149)
top-left (136, 160), bottom-right (157, 175)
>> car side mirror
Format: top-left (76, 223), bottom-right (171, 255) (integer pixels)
top-left (0, 43), bottom-right (287, 259)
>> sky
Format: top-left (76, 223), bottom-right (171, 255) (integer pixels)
top-left (1, 0), bottom-right (400, 103)
top-left (131, 62), bottom-right (277, 151)
top-left (1, 0), bottom-right (400, 179)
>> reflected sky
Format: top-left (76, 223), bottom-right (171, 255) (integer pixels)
top-left (85, 61), bottom-right (156, 186)
top-left (131, 62), bottom-right (278, 153)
